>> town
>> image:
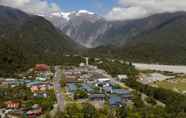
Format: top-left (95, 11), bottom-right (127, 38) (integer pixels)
top-left (0, 57), bottom-right (134, 118)
top-left (1, 56), bottom-right (186, 118)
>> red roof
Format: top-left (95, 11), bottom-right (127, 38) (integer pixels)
top-left (35, 64), bottom-right (49, 71)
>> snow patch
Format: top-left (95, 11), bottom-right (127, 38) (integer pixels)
top-left (61, 12), bottom-right (72, 21)
top-left (77, 10), bottom-right (95, 16)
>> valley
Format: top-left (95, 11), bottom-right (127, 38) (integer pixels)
top-left (134, 63), bottom-right (186, 74)
top-left (0, 2), bottom-right (186, 118)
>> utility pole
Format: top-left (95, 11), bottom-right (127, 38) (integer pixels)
top-left (85, 57), bottom-right (89, 66)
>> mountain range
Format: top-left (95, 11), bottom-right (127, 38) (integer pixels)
top-left (44, 10), bottom-right (110, 47)
top-left (1, 5), bottom-right (186, 76)
top-left (0, 6), bottom-right (80, 76)
top-left (44, 10), bottom-right (186, 64)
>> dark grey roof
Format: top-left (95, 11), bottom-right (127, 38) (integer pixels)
top-left (112, 89), bottom-right (130, 95)
top-left (90, 94), bottom-right (105, 100)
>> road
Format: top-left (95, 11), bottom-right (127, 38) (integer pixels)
top-left (134, 63), bottom-right (186, 74)
top-left (53, 66), bottom-right (64, 112)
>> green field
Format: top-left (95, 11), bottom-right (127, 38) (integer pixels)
top-left (153, 77), bottom-right (186, 94)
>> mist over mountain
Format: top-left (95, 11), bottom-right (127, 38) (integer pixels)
top-left (1, 4), bottom-right (186, 72)
top-left (45, 10), bottom-right (186, 51)
top-left (44, 10), bottom-right (111, 47)
top-left (89, 12), bottom-right (186, 64)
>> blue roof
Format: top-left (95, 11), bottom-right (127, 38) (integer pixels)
top-left (81, 83), bottom-right (93, 92)
top-left (112, 89), bottom-right (130, 95)
top-left (66, 83), bottom-right (77, 92)
top-left (109, 95), bottom-right (122, 106)
top-left (26, 81), bottom-right (43, 86)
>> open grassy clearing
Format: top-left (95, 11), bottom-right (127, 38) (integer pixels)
top-left (152, 77), bottom-right (186, 94)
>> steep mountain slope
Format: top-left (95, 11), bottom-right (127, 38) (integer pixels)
top-left (121, 13), bottom-right (186, 64)
top-left (45, 10), bottom-right (111, 47)
top-left (0, 6), bottom-right (79, 76)
top-left (95, 12), bottom-right (186, 46)
top-left (89, 12), bottom-right (186, 64)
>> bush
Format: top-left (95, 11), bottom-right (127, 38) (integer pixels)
top-left (74, 89), bottom-right (88, 100)
top-left (145, 97), bottom-right (157, 105)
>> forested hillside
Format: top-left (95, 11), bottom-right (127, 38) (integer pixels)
top-left (0, 6), bottom-right (80, 76)
top-left (88, 12), bottom-right (186, 65)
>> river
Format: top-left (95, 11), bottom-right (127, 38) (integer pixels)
top-left (133, 63), bottom-right (186, 74)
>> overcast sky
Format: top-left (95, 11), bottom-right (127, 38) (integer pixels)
top-left (0, 0), bottom-right (186, 21)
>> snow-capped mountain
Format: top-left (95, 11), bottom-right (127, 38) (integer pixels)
top-left (46, 10), bottom-right (97, 22)
top-left (44, 10), bottom-right (110, 47)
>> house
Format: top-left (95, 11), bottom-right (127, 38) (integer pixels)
top-left (89, 94), bottom-right (105, 101)
top-left (0, 108), bottom-right (6, 118)
top-left (6, 110), bottom-right (24, 118)
top-left (109, 95), bottom-right (123, 107)
top-left (26, 104), bottom-right (42, 118)
top-left (33, 93), bottom-right (48, 98)
top-left (89, 94), bottom-right (105, 109)
top-left (79, 63), bottom-right (85, 67)
top-left (5, 101), bottom-right (21, 109)
top-left (117, 75), bottom-right (128, 82)
top-left (97, 78), bottom-right (111, 83)
top-left (103, 86), bottom-right (112, 93)
top-left (81, 83), bottom-right (94, 93)
top-left (111, 89), bottom-right (132, 101)
top-left (29, 82), bottom-right (53, 93)
top-left (35, 77), bottom-right (47, 81)
top-left (35, 64), bottom-right (49, 72)
top-left (111, 89), bottom-right (130, 95)
top-left (66, 83), bottom-right (77, 95)
top-left (0, 80), bottom-right (9, 88)
top-left (64, 75), bottom-right (80, 83)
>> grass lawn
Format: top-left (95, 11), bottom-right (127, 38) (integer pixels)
top-left (153, 77), bottom-right (186, 94)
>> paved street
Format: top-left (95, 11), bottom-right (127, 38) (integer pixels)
top-left (54, 66), bottom-right (64, 112)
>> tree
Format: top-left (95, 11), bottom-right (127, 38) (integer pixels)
top-left (60, 79), bottom-right (66, 87)
top-left (74, 90), bottom-right (88, 99)
top-left (145, 97), bottom-right (157, 105)
top-left (82, 103), bottom-right (98, 118)
top-left (65, 103), bottom-right (83, 118)
top-left (116, 105), bottom-right (128, 118)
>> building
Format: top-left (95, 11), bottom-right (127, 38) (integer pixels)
top-left (111, 89), bottom-right (132, 103)
top-left (89, 94), bottom-right (105, 101)
top-left (111, 89), bottom-right (130, 95)
top-left (35, 64), bottom-right (49, 72)
top-left (81, 83), bottom-right (94, 93)
top-left (89, 94), bottom-right (105, 109)
top-left (35, 77), bottom-right (47, 81)
top-left (103, 86), bottom-right (112, 93)
top-left (64, 75), bottom-right (80, 83)
top-left (5, 101), bottom-right (21, 109)
top-left (33, 93), bottom-right (48, 98)
top-left (117, 75), bottom-right (128, 82)
top-left (29, 82), bottom-right (53, 93)
top-left (109, 95), bottom-right (123, 107)
top-left (26, 104), bottom-right (42, 118)
top-left (66, 83), bottom-right (78, 95)
top-left (6, 111), bottom-right (24, 118)
top-left (96, 78), bottom-right (111, 83)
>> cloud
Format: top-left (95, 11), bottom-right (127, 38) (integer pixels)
top-left (0, 0), bottom-right (61, 15)
top-left (105, 0), bottom-right (186, 21)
